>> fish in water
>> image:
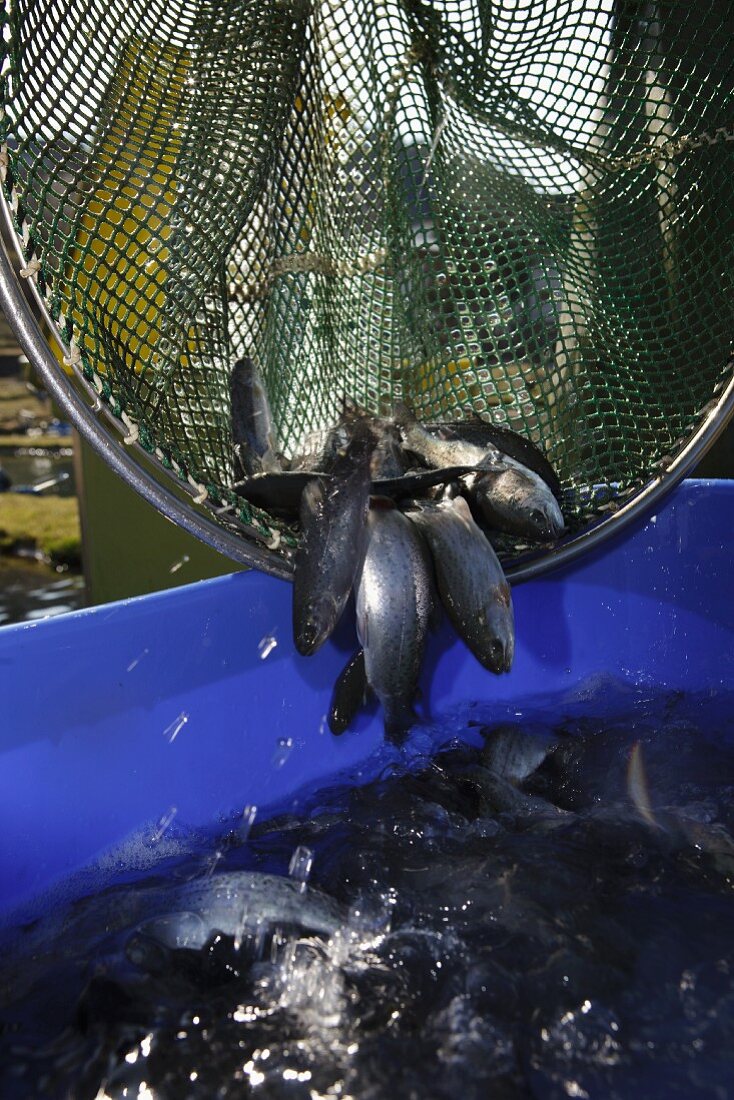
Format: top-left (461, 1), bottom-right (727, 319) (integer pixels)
top-left (293, 416), bottom-right (377, 656)
top-left (0, 872), bottom-right (346, 1010)
top-left (356, 506), bottom-right (435, 737)
top-left (127, 872), bottom-right (346, 960)
top-left (464, 458), bottom-right (565, 541)
top-left (406, 496), bottom-right (514, 674)
top-left (481, 724), bottom-right (554, 783)
top-left (230, 357), bottom-right (281, 478)
top-left (329, 649), bottom-right (369, 735)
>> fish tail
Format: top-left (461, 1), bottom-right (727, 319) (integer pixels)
top-left (383, 699), bottom-right (419, 741)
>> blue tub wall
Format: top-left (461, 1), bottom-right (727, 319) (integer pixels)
top-left (1, 479), bottom-right (733, 914)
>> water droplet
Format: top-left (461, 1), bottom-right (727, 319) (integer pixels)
top-left (169, 554), bottom-right (190, 574)
top-left (204, 849), bottom-right (223, 877)
top-left (238, 804), bottom-right (257, 842)
top-left (150, 805), bottom-right (177, 843)
top-left (272, 737), bottom-right (293, 768)
top-left (288, 845), bottom-right (313, 892)
top-left (258, 634), bottom-right (278, 659)
top-left (127, 647), bottom-right (149, 673)
top-left (164, 711), bottom-right (189, 743)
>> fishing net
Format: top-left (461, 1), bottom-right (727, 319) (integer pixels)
top-left (1, 0), bottom-right (733, 565)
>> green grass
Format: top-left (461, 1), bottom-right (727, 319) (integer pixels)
top-left (0, 494), bottom-right (81, 568)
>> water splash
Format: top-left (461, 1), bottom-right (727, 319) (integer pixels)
top-left (238, 804), bottom-right (257, 843)
top-left (258, 634), bottom-right (278, 660)
top-left (272, 737), bottom-right (293, 768)
top-left (163, 712), bottom-right (189, 743)
top-left (150, 806), bottom-right (177, 844)
top-left (126, 647), bottom-right (149, 673)
top-left (288, 845), bottom-right (313, 893)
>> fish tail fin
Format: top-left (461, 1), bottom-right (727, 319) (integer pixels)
top-left (383, 700), bottom-right (419, 741)
top-left (328, 650), bottom-right (368, 736)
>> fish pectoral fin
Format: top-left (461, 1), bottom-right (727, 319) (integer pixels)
top-left (475, 452), bottom-right (505, 473)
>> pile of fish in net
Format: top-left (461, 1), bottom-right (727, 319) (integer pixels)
top-left (231, 358), bottom-right (565, 736)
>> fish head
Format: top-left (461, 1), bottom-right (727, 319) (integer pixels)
top-left (523, 495), bottom-right (565, 540)
top-left (480, 581), bottom-right (515, 673)
top-left (476, 468), bottom-right (564, 540)
top-left (294, 592), bottom-right (340, 656)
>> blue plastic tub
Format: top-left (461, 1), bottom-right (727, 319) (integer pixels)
top-left (1, 478), bottom-right (733, 917)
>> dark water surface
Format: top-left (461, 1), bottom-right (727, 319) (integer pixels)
top-left (0, 560), bottom-right (85, 626)
top-left (1, 687), bottom-right (733, 1098)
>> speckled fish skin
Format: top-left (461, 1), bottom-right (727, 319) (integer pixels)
top-left (230, 357), bottom-right (280, 477)
top-left (481, 724), bottom-right (554, 782)
top-left (464, 457), bottom-right (565, 541)
top-left (129, 873), bottom-right (345, 954)
top-left (428, 419), bottom-right (561, 498)
top-left (394, 402), bottom-right (496, 470)
top-left (293, 417), bottom-right (376, 656)
top-left (355, 508), bottom-right (434, 737)
top-left (406, 496), bottom-right (514, 674)
top-left (328, 649), bottom-right (368, 735)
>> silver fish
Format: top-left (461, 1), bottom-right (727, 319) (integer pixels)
top-left (428, 419), bottom-right (561, 498)
top-left (0, 872), bottom-right (346, 1008)
top-left (406, 496), bottom-right (514, 673)
top-left (464, 456), bottom-right (565, 541)
top-left (481, 724), bottom-right (553, 782)
top-left (355, 507), bottom-right (434, 737)
top-left (293, 417), bottom-right (376, 656)
top-left (457, 765), bottom-right (571, 822)
top-left (128, 872), bottom-right (346, 957)
top-left (230, 356), bottom-right (281, 477)
top-left (394, 402), bottom-right (499, 470)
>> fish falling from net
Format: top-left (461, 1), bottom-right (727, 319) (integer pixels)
top-left (230, 362), bottom-right (565, 737)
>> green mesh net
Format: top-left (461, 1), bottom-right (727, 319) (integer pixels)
top-left (1, 0), bottom-right (733, 559)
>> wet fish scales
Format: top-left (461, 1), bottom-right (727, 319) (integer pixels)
top-left (355, 508), bottom-right (434, 737)
top-left (292, 417), bottom-right (376, 656)
top-left (464, 460), bottom-right (565, 541)
top-left (393, 402), bottom-right (495, 470)
top-left (428, 419), bottom-right (561, 498)
top-left (406, 496), bottom-right (514, 674)
top-left (230, 357), bottom-right (280, 477)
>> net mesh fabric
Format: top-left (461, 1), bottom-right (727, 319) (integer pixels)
top-left (1, 0), bottom-right (732, 555)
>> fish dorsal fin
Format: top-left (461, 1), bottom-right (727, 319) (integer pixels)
top-left (476, 451), bottom-right (505, 473)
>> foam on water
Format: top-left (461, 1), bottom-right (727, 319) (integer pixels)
top-left (1, 684), bottom-right (733, 1099)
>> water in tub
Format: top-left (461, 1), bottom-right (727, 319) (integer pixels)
top-left (1, 682), bottom-right (733, 1098)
